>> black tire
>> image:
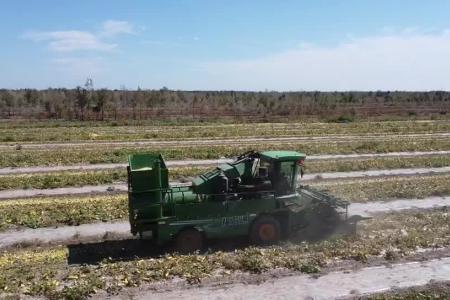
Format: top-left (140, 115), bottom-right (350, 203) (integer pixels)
top-left (175, 228), bottom-right (204, 254)
top-left (249, 216), bottom-right (281, 245)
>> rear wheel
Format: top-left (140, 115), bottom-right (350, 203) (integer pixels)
top-left (250, 216), bottom-right (281, 245)
top-left (175, 228), bottom-right (204, 254)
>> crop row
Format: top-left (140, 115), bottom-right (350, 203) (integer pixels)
top-left (3, 117), bottom-right (449, 129)
top-left (316, 173), bottom-right (450, 202)
top-left (2, 120), bottom-right (450, 143)
top-left (0, 195), bottom-right (126, 230)
top-left (2, 155), bottom-right (450, 190)
top-left (1, 173), bottom-right (449, 231)
top-left (2, 137), bottom-right (450, 167)
top-left (0, 167), bottom-right (204, 190)
top-left (1, 209), bottom-right (449, 298)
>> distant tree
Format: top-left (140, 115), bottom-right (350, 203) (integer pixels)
top-left (24, 89), bottom-right (39, 106)
top-left (0, 91), bottom-right (14, 116)
top-left (75, 86), bottom-right (89, 120)
top-left (94, 89), bottom-right (109, 121)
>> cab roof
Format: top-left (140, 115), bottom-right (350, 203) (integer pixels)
top-left (260, 150), bottom-right (306, 162)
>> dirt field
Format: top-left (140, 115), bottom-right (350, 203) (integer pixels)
top-left (1, 119), bottom-right (450, 299)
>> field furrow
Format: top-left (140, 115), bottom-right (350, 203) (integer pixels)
top-left (2, 132), bottom-right (450, 149)
top-left (2, 136), bottom-right (450, 167)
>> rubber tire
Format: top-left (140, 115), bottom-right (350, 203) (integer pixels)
top-left (175, 228), bottom-right (204, 254)
top-left (249, 216), bottom-right (281, 245)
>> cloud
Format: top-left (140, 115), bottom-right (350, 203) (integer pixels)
top-left (100, 20), bottom-right (135, 37)
top-left (50, 57), bottom-right (108, 81)
top-left (23, 30), bottom-right (117, 52)
top-left (22, 20), bottom-right (134, 52)
top-left (201, 30), bottom-right (450, 91)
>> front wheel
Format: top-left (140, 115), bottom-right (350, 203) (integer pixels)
top-left (249, 216), bottom-right (281, 245)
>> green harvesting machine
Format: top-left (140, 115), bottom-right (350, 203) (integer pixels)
top-left (127, 150), bottom-right (348, 252)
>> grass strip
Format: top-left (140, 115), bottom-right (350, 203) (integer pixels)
top-left (1, 209), bottom-right (450, 298)
top-left (2, 137), bottom-right (450, 167)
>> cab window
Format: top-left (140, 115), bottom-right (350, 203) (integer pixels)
top-left (279, 161), bottom-right (295, 190)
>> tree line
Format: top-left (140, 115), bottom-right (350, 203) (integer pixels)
top-left (0, 87), bottom-right (449, 121)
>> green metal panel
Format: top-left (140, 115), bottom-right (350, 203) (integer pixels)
top-left (156, 193), bottom-right (278, 242)
top-left (260, 150), bottom-right (306, 162)
top-left (192, 168), bottom-right (220, 194)
top-left (192, 163), bottom-right (242, 194)
top-left (219, 164), bottom-right (240, 178)
top-left (128, 153), bottom-right (169, 229)
top-left (128, 153), bottom-right (168, 192)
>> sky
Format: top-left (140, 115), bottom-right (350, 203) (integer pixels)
top-left (1, 0), bottom-right (450, 91)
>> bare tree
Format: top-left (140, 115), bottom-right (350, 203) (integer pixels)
top-left (0, 91), bottom-right (14, 116)
top-left (95, 89), bottom-right (109, 121)
top-left (75, 86), bottom-right (88, 121)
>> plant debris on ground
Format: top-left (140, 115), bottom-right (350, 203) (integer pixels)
top-left (1, 209), bottom-right (449, 298)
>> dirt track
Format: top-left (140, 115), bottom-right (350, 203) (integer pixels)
top-left (1, 132), bottom-right (450, 150)
top-left (347, 196), bottom-right (450, 217)
top-left (1, 166), bottom-right (449, 199)
top-left (1, 196), bottom-right (449, 250)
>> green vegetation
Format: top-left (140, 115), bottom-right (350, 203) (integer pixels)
top-left (2, 120), bottom-right (450, 143)
top-left (0, 195), bottom-right (126, 230)
top-left (0, 167), bottom-right (206, 190)
top-left (313, 174), bottom-right (450, 202)
top-left (306, 155), bottom-right (450, 173)
top-left (1, 210), bottom-right (449, 298)
top-left (0, 170), bottom-right (124, 190)
top-left (2, 136), bottom-right (450, 167)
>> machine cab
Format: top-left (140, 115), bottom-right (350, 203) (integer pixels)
top-left (191, 150), bottom-right (306, 198)
top-left (258, 151), bottom-right (305, 195)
